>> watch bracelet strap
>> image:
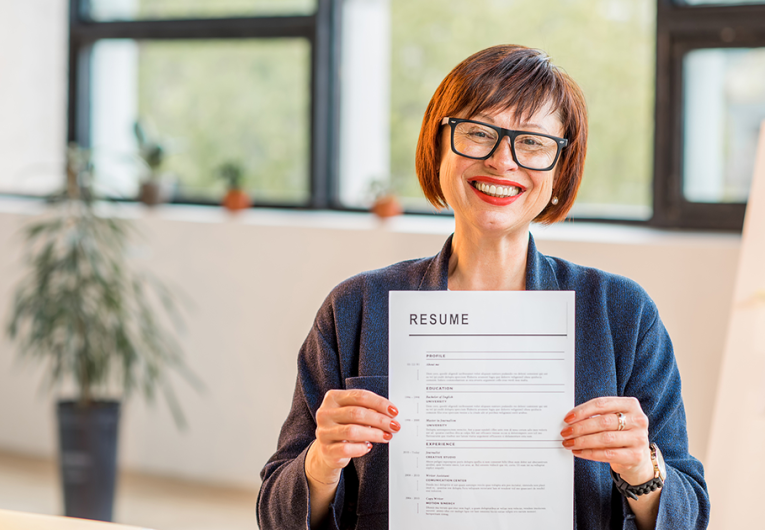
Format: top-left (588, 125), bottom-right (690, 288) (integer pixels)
top-left (610, 468), bottom-right (663, 501)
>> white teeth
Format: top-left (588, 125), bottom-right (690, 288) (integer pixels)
top-left (473, 182), bottom-right (521, 198)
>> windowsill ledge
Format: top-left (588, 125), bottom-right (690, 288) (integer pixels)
top-left (0, 197), bottom-right (741, 248)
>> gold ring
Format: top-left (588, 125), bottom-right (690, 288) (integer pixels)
top-left (616, 412), bottom-right (626, 431)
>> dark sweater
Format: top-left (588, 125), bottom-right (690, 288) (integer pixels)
top-left (258, 235), bottom-right (709, 530)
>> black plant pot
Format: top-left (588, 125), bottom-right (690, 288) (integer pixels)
top-left (56, 400), bottom-right (120, 521)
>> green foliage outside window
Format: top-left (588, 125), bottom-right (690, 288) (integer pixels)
top-left (134, 39), bottom-right (310, 203)
top-left (389, 0), bottom-right (655, 213)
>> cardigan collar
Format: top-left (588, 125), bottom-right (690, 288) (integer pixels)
top-left (525, 233), bottom-right (561, 291)
top-left (417, 232), bottom-right (560, 291)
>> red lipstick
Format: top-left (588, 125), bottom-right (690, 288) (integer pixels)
top-left (468, 177), bottom-right (525, 206)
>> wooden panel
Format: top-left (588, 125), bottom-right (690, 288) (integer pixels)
top-left (706, 120), bottom-right (765, 527)
top-left (0, 509), bottom-right (151, 530)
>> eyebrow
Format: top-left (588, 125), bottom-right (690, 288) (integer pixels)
top-left (474, 113), bottom-right (550, 134)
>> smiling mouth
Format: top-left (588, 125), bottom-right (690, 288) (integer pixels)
top-left (469, 180), bottom-right (523, 199)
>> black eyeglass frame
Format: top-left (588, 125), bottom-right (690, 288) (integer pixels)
top-left (442, 117), bottom-right (569, 172)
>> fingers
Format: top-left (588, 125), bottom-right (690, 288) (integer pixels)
top-left (563, 396), bottom-right (643, 425)
top-left (313, 388), bottom-right (402, 472)
top-left (316, 441), bottom-right (374, 468)
top-left (327, 388), bottom-right (398, 417)
top-left (317, 421), bottom-right (394, 445)
top-left (310, 389), bottom-right (400, 476)
top-left (560, 396), bottom-right (651, 475)
top-left (317, 390), bottom-right (400, 435)
top-left (561, 409), bottom-right (648, 439)
top-left (334, 406), bottom-right (401, 434)
top-left (561, 428), bottom-right (647, 454)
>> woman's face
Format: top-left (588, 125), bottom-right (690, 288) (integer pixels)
top-left (439, 103), bottom-right (564, 239)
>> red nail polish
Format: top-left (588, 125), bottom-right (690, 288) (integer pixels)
top-left (562, 439), bottom-right (575, 448)
top-left (564, 413), bottom-right (576, 424)
top-left (390, 420), bottom-right (401, 432)
top-left (388, 405), bottom-right (399, 417)
top-left (560, 427), bottom-right (573, 438)
top-left (383, 432), bottom-right (393, 441)
top-left (366, 442), bottom-right (373, 450)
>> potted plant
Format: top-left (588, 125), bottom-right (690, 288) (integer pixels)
top-left (217, 162), bottom-right (251, 212)
top-left (6, 144), bottom-right (198, 522)
top-left (369, 179), bottom-right (403, 218)
top-left (134, 121), bottom-right (167, 206)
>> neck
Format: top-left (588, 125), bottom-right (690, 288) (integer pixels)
top-left (447, 225), bottom-right (530, 291)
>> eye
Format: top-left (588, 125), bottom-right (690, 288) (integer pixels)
top-left (461, 125), bottom-right (497, 142)
top-left (517, 135), bottom-right (544, 147)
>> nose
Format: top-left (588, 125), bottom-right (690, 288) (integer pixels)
top-left (484, 136), bottom-right (519, 172)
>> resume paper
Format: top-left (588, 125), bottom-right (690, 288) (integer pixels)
top-left (389, 291), bottom-right (575, 530)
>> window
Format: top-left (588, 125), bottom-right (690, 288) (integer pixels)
top-left (89, 38), bottom-right (311, 204)
top-left (67, 0), bottom-right (337, 208)
top-left (61, 0), bottom-right (765, 230)
top-left (654, 0), bottom-right (765, 230)
top-left (340, 0), bottom-right (657, 221)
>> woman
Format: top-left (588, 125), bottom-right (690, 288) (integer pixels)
top-left (257, 45), bottom-right (709, 530)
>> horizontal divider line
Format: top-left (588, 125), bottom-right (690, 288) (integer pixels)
top-left (426, 351), bottom-right (564, 353)
top-left (424, 358), bottom-right (565, 361)
top-left (425, 447), bottom-right (566, 450)
top-left (426, 391), bottom-right (565, 393)
top-left (410, 334), bottom-right (567, 337)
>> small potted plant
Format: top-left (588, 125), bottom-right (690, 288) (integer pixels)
top-left (218, 162), bottom-right (251, 212)
top-left (369, 179), bottom-right (403, 218)
top-left (6, 144), bottom-right (198, 521)
top-left (134, 121), bottom-right (167, 206)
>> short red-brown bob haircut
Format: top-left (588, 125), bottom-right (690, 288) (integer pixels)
top-left (416, 44), bottom-right (588, 224)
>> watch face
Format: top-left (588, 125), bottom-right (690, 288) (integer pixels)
top-left (651, 444), bottom-right (667, 481)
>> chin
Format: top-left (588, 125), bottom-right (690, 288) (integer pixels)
top-left (470, 214), bottom-right (527, 235)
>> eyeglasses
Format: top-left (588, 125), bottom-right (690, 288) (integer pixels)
top-left (441, 117), bottom-right (568, 171)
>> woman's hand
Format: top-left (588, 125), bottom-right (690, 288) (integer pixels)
top-left (306, 389), bottom-right (400, 485)
top-left (560, 396), bottom-right (654, 485)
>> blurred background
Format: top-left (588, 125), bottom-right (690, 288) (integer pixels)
top-left (0, 0), bottom-right (763, 528)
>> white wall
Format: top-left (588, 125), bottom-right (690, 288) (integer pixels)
top-left (0, 1), bottom-right (67, 196)
top-left (0, 204), bottom-right (740, 489)
top-left (0, 0), bottom-right (742, 491)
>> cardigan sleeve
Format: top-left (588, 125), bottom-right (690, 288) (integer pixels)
top-left (619, 301), bottom-right (710, 530)
top-left (257, 304), bottom-right (349, 530)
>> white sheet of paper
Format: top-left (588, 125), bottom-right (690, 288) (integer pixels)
top-left (389, 291), bottom-right (575, 530)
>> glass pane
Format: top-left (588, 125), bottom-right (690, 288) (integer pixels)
top-left (339, 0), bottom-right (655, 219)
top-left (86, 0), bottom-right (316, 21)
top-left (683, 48), bottom-right (765, 203)
top-left (90, 38), bottom-right (311, 205)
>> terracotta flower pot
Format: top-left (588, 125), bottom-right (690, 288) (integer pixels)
top-left (223, 189), bottom-right (251, 212)
top-left (371, 194), bottom-right (403, 218)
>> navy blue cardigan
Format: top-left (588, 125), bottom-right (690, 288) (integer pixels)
top-left (258, 235), bottom-right (709, 530)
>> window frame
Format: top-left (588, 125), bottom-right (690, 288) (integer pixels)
top-left (65, 0), bottom-right (765, 230)
top-left (653, 0), bottom-right (765, 231)
top-left (66, 0), bottom-right (342, 209)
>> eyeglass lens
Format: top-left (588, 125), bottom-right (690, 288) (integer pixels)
top-left (452, 121), bottom-right (559, 170)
